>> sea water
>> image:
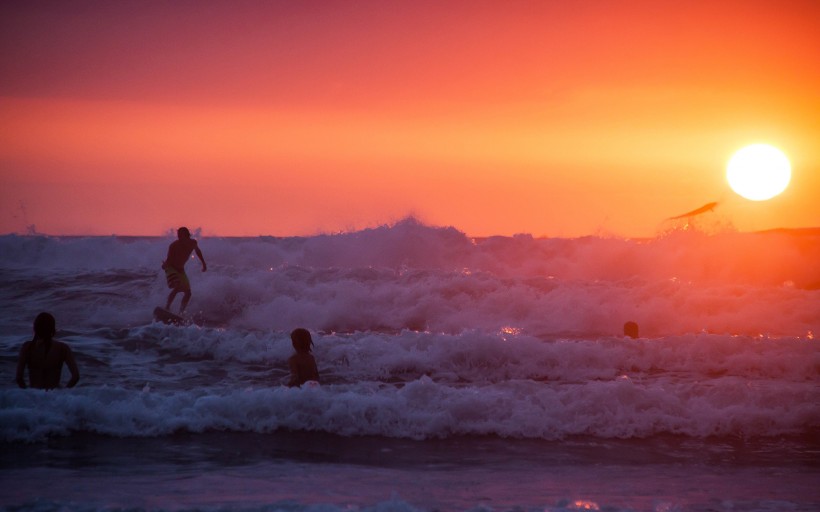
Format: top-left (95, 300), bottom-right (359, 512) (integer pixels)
top-left (1, 219), bottom-right (818, 511)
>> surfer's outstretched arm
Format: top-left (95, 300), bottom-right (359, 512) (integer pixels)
top-left (195, 243), bottom-right (207, 271)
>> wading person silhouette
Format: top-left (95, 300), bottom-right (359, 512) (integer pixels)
top-left (16, 312), bottom-right (80, 389)
top-left (162, 227), bottom-right (207, 314)
top-left (287, 328), bottom-right (320, 387)
top-left (623, 321), bottom-right (639, 339)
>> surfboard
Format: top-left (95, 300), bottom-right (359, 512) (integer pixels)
top-left (153, 306), bottom-right (187, 325)
top-left (668, 201), bottom-right (718, 220)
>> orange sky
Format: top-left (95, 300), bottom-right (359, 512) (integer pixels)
top-left (1, 0), bottom-right (818, 237)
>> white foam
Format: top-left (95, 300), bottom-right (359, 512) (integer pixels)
top-left (2, 327), bottom-right (817, 442)
top-left (1, 221), bottom-right (818, 443)
top-left (1, 221), bottom-right (817, 337)
top-left (2, 365), bottom-right (816, 443)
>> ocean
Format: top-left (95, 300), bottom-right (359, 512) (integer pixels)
top-left (1, 219), bottom-right (818, 512)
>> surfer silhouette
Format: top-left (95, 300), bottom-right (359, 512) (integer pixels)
top-left (668, 202), bottom-right (718, 220)
top-left (287, 328), bottom-right (320, 387)
top-left (163, 227), bottom-right (207, 314)
top-left (16, 312), bottom-right (80, 389)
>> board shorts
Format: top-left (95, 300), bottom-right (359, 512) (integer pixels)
top-left (164, 267), bottom-right (190, 291)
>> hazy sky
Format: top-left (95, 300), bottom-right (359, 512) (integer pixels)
top-left (1, 0), bottom-right (818, 237)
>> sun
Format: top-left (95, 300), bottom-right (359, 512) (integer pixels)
top-left (726, 144), bottom-right (791, 201)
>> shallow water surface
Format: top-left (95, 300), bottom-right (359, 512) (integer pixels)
top-left (2, 432), bottom-right (818, 511)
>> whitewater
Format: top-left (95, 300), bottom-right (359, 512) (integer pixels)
top-left (1, 219), bottom-right (818, 511)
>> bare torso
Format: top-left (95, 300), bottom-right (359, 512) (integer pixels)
top-left (16, 339), bottom-right (80, 389)
top-left (165, 239), bottom-right (199, 271)
top-left (288, 353), bottom-right (319, 387)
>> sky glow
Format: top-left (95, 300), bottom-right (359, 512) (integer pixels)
top-left (1, 0), bottom-right (818, 237)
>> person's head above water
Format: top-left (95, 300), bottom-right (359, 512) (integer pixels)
top-left (623, 321), bottom-right (639, 339)
top-left (177, 227), bottom-right (191, 239)
top-left (290, 328), bottom-right (314, 354)
top-left (33, 312), bottom-right (56, 341)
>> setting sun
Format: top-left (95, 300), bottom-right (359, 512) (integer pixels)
top-left (726, 144), bottom-right (791, 201)
top-left (1, 1), bottom-right (818, 237)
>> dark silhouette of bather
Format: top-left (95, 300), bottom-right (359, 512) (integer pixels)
top-left (16, 312), bottom-right (80, 389)
top-left (288, 328), bottom-right (320, 387)
top-left (623, 321), bottom-right (639, 339)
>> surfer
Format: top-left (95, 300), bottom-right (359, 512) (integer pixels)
top-left (287, 328), bottom-right (319, 387)
top-left (623, 321), bottom-right (639, 339)
top-left (163, 227), bottom-right (207, 314)
top-left (16, 312), bottom-right (80, 389)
